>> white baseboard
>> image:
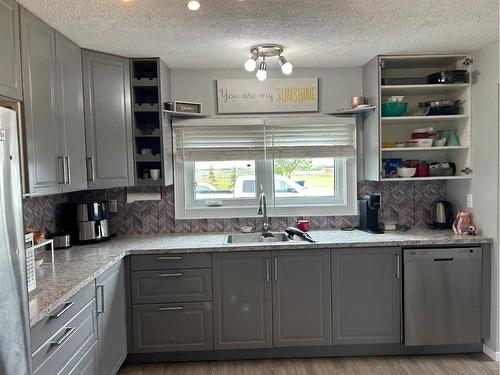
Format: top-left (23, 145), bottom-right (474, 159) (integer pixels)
top-left (483, 344), bottom-right (500, 361)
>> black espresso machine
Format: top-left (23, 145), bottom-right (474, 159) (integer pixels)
top-left (358, 194), bottom-right (384, 234)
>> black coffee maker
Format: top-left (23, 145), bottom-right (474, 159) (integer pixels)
top-left (358, 194), bottom-right (384, 234)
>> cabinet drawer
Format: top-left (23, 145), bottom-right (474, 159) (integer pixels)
top-left (32, 299), bottom-right (97, 375)
top-left (131, 268), bottom-right (212, 304)
top-left (31, 282), bottom-right (95, 352)
top-left (132, 302), bottom-right (213, 353)
top-left (66, 342), bottom-right (97, 375)
top-left (131, 253), bottom-right (211, 271)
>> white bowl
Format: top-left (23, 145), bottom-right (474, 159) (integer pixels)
top-left (397, 167), bottom-right (416, 178)
top-left (434, 138), bottom-right (447, 147)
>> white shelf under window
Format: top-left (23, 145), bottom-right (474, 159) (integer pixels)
top-left (381, 83), bottom-right (469, 95)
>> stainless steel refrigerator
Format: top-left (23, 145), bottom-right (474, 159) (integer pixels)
top-left (0, 105), bottom-right (32, 374)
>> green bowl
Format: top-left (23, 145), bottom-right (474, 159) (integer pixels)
top-left (382, 102), bottom-right (408, 117)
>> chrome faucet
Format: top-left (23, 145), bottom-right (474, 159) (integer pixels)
top-left (257, 192), bottom-right (270, 232)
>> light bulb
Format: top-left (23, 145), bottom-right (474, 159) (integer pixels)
top-left (281, 62), bottom-right (293, 75)
top-left (187, 0), bottom-right (200, 10)
top-left (256, 60), bottom-right (267, 81)
top-left (244, 56), bottom-right (258, 72)
top-left (278, 55), bottom-right (293, 75)
top-left (256, 69), bottom-right (267, 81)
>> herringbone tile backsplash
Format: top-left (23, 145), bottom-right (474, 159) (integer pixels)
top-left (23, 181), bottom-right (447, 235)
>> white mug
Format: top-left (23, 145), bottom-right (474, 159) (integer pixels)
top-left (150, 169), bottom-right (161, 181)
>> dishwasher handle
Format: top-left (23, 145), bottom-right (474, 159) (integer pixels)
top-left (433, 257), bottom-right (454, 262)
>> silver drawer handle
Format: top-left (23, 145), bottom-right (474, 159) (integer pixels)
top-left (159, 306), bottom-right (183, 311)
top-left (434, 257), bottom-right (454, 262)
top-left (157, 256), bottom-right (182, 260)
top-left (49, 301), bottom-right (75, 319)
top-left (65, 156), bottom-right (71, 184)
top-left (158, 273), bottom-right (183, 278)
top-left (50, 327), bottom-right (76, 346)
top-left (87, 157), bottom-right (95, 182)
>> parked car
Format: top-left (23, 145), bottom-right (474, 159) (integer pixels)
top-left (194, 176), bottom-right (306, 200)
top-left (233, 175), bottom-right (306, 198)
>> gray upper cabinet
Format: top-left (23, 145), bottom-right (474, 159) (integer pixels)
top-left (213, 252), bottom-right (273, 350)
top-left (0, 0), bottom-right (22, 100)
top-left (21, 9), bottom-right (87, 195)
top-left (331, 247), bottom-right (401, 345)
top-left (272, 250), bottom-right (332, 347)
top-left (20, 8), bottom-right (61, 195)
top-left (83, 50), bottom-right (133, 189)
top-left (96, 261), bottom-right (127, 375)
top-left (55, 32), bottom-right (87, 192)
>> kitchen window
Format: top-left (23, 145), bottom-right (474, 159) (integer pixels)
top-left (174, 117), bottom-right (356, 219)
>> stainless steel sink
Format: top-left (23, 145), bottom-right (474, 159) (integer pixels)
top-left (224, 232), bottom-right (289, 245)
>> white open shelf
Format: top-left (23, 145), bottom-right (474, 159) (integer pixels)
top-left (381, 175), bottom-right (472, 182)
top-left (362, 54), bottom-right (473, 181)
top-left (381, 115), bottom-right (468, 123)
top-left (382, 146), bottom-right (469, 152)
top-left (381, 83), bottom-right (469, 95)
top-left (163, 110), bottom-right (207, 118)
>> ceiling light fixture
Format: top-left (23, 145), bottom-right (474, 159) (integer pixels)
top-left (187, 0), bottom-right (200, 11)
top-left (243, 44), bottom-right (293, 81)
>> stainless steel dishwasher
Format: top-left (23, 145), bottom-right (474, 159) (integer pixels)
top-left (404, 247), bottom-right (482, 346)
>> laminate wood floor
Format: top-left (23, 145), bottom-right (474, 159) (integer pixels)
top-left (118, 354), bottom-right (498, 375)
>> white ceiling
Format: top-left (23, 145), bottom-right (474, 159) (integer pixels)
top-left (18, 0), bottom-right (499, 69)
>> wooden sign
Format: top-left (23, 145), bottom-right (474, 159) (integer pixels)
top-left (216, 78), bottom-right (318, 114)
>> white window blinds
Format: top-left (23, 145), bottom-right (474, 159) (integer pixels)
top-left (269, 122), bottom-right (356, 159)
top-left (173, 117), bottom-right (355, 161)
top-left (174, 125), bottom-right (266, 161)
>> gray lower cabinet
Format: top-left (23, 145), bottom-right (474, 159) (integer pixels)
top-left (31, 298), bottom-right (97, 375)
top-left (96, 261), bottom-right (127, 375)
top-left (55, 32), bottom-right (87, 192)
top-left (132, 302), bottom-right (213, 353)
top-left (67, 342), bottom-right (97, 375)
top-left (213, 252), bottom-right (273, 350)
top-left (331, 247), bottom-right (401, 345)
top-left (82, 50), bottom-right (133, 189)
top-left (0, 0), bottom-right (22, 100)
top-left (272, 250), bottom-right (332, 347)
top-left (20, 7), bottom-right (61, 195)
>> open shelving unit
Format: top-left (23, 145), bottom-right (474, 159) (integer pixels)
top-left (362, 54), bottom-right (473, 182)
top-left (131, 58), bottom-right (173, 186)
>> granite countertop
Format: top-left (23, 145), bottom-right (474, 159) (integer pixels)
top-left (29, 228), bottom-right (491, 327)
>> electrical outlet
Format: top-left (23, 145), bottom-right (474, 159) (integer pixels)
top-left (109, 199), bottom-right (118, 213)
top-left (466, 194), bottom-right (473, 209)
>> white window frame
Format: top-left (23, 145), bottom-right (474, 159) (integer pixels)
top-left (174, 116), bottom-right (357, 219)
